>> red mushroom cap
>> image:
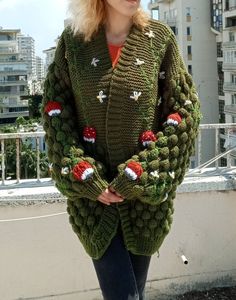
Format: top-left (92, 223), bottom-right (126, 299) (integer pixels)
top-left (44, 101), bottom-right (62, 116)
top-left (83, 126), bottom-right (97, 143)
top-left (72, 161), bottom-right (94, 181)
top-left (139, 130), bottom-right (157, 146)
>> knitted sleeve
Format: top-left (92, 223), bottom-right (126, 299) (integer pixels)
top-left (42, 34), bottom-right (108, 201)
top-left (110, 30), bottom-right (202, 205)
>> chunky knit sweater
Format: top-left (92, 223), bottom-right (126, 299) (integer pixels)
top-left (42, 19), bottom-right (201, 259)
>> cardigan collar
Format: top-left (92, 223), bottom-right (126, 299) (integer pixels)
top-left (91, 23), bottom-right (144, 73)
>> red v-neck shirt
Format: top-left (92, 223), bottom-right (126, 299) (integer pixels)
top-left (108, 43), bottom-right (123, 68)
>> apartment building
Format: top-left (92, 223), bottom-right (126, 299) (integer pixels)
top-left (222, 0), bottom-right (236, 162)
top-left (0, 28), bottom-right (29, 124)
top-left (149, 0), bottom-right (219, 167)
top-left (43, 46), bottom-right (56, 73)
top-left (35, 56), bottom-right (45, 82)
top-left (17, 34), bottom-right (36, 81)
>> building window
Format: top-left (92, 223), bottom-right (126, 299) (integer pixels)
top-left (218, 80), bottom-right (224, 96)
top-left (219, 99), bottom-right (225, 114)
top-left (187, 27), bottom-right (191, 35)
top-left (232, 94), bottom-right (236, 104)
top-left (217, 42), bottom-right (223, 57)
top-left (232, 116), bottom-right (236, 123)
top-left (186, 7), bottom-right (191, 22)
top-left (231, 74), bottom-right (236, 83)
top-left (188, 65), bottom-right (192, 74)
top-left (187, 45), bottom-right (192, 55)
top-left (229, 31), bottom-right (235, 41)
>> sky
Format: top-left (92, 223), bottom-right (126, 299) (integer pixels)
top-left (0, 0), bottom-right (150, 57)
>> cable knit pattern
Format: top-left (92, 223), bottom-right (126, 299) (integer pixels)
top-left (42, 19), bottom-right (201, 259)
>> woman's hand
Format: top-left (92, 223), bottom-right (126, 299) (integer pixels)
top-left (97, 188), bottom-right (124, 205)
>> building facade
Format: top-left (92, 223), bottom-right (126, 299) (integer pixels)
top-left (17, 34), bottom-right (36, 81)
top-left (0, 28), bottom-right (29, 124)
top-left (222, 0), bottom-right (236, 162)
top-left (149, 0), bottom-right (219, 167)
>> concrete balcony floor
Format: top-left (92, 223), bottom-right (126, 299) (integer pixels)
top-left (0, 167), bottom-right (236, 300)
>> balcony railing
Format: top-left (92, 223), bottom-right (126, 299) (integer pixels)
top-left (0, 110), bottom-right (29, 119)
top-left (0, 99), bottom-right (29, 107)
top-left (0, 80), bottom-right (27, 86)
top-left (0, 124), bottom-right (236, 186)
top-left (222, 62), bottom-right (236, 70)
top-left (224, 104), bottom-right (236, 114)
top-left (223, 82), bottom-right (236, 92)
top-left (222, 41), bottom-right (236, 48)
top-left (0, 91), bottom-right (28, 96)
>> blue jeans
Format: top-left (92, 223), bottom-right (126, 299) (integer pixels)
top-left (92, 222), bottom-right (152, 300)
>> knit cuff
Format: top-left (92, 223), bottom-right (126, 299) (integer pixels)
top-left (71, 168), bottom-right (109, 201)
top-left (110, 173), bottom-right (143, 200)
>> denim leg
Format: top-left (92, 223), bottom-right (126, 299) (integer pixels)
top-left (128, 252), bottom-right (152, 300)
top-left (92, 231), bottom-right (139, 300)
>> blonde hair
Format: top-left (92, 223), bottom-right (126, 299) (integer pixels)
top-left (68, 0), bottom-right (150, 41)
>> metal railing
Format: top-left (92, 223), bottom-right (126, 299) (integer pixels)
top-left (0, 124), bottom-right (236, 185)
top-left (0, 132), bottom-right (44, 185)
top-left (0, 80), bottom-right (27, 85)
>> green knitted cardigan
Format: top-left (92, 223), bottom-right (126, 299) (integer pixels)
top-left (42, 19), bottom-right (201, 259)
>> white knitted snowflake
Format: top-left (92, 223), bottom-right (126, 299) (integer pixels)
top-left (61, 167), bottom-right (70, 175)
top-left (169, 171), bottom-right (175, 179)
top-left (130, 91), bottom-right (142, 101)
top-left (97, 91), bottom-right (107, 103)
top-left (159, 71), bottom-right (166, 79)
top-left (184, 99), bottom-right (192, 106)
top-left (145, 30), bottom-right (155, 38)
top-left (150, 170), bottom-right (159, 178)
top-left (134, 58), bottom-right (145, 66)
top-left (91, 58), bottom-right (100, 67)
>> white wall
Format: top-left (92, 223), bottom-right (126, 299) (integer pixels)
top-left (0, 190), bottom-right (236, 299)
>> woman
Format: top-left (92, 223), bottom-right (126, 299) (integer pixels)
top-left (42, 0), bottom-right (201, 299)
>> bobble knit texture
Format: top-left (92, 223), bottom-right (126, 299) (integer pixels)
top-left (42, 19), bottom-right (201, 259)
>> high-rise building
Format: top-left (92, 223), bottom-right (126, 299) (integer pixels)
top-left (35, 56), bottom-right (45, 81)
top-left (149, 0), bottom-right (219, 167)
top-left (43, 46), bottom-right (56, 73)
top-left (0, 27), bottom-right (29, 124)
top-left (221, 0), bottom-right (236, 162)
top-left (17, 34), bottom-right (36, 80)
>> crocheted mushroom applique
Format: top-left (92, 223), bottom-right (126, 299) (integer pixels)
top-left (72, 161), bottom-right (94, 181)
top-left (139, 130), bottom-right (157, 147)
top-left (44, 101), bottom-right (62, 117)
top-left (83, 126), bottom-right (97, 143)
top-left (124, 161), bottom-right (143, 180)
top-left (166, 113), bottom-right (182, 126)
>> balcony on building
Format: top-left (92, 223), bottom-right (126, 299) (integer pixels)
top-left (224, 0), bottom-right (236, 12)
top-left (223, 81), bottom-right (236, 91)
top-left (148, 0), bottom-right (173, 10)
top-left (225, 16), bottom-right (236, 29)
top-left (224, 104), bottom-right (236, 114)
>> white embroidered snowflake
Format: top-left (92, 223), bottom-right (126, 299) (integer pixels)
top-left (61, 167), bottom-right (70, 175)
top-left (97, 91), bottom-right (107, 103)
top-left (159, 71), bottom-right (166, 79)
top-left (134, 58), bottom-right (145, 66)
top-left (150, 170), bottom-right (159, 178)
top-left (184, 99), bottom-right (192, 106)
top-left (169, 171), bottom-right (175, 179)
top-left (91, 58), bottom-right (100, 67)
top-left (145, 30), bottom-right (155, 38)
top-left (130, 91), bottom-right (142, 101)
